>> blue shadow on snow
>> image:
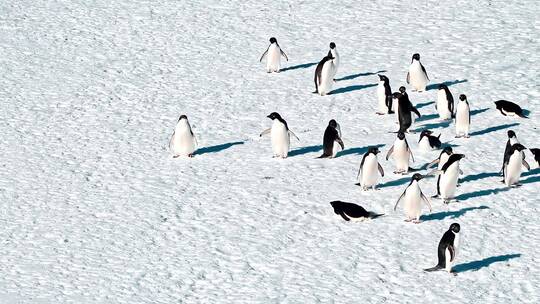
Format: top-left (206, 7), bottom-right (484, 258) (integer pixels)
top-left (471, 108), bottom-right (489, 116)
top-left (426, 79), bottom-right (468, 91)
top-left (420, 206), bottom-right (489, 221)
top-left (415, 101), bottom-right (435, 109)
top-left (460, 172), bottom-right (499, 183)
top-left (196, 141), bottom-right (244, 155)
top-left (329, 83), bottom-right (377, 95)
top-left (281, 62), bottom-right (318, 72)
top-left (453, 254), bottom-right (521, 273)
top-left (289, 145), bottom-right (323, 157)
top-left (470, 123), bottom-right (520, 137)
top-left (335, 70), bottom-right (387, 82)
top-left (336, 144), bottom-right (384, 158)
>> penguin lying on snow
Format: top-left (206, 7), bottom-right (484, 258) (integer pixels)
top-left (318, 119), bottom-right (344, 158)
top-left (170, 115), bottom-right (198, 158)
top-left (494, 100), bottom-right (528, 118)
top-left (330, 201), bottom-right (384, 221)
top-left (502, 143), bottom-right (530, 187)
top-left (260, 112), bottom-right (299, 158)
top-left (418, 130), bottom-right (442, 151)
top-left (425, 223), bottom-right (461, 275)
top-left (259, 37), bottom-right (288, 73)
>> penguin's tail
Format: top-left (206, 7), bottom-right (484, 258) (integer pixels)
top-left (424, 265), bottom-right (444, 272)
top-left (317, 154), bottom-right (330, 159)
top-left (369, 213), bottom-right (385, 219)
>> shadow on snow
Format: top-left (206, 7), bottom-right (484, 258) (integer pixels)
top-left (329, 83), bottom-right (377, 95)
top-left (426, 79), bottom-right (468, 91)
top-left (335, 70), bottom-right (387, 82)
top-left (281, 62), bottom-right (318, 72)
top-left (420, 206), bottom-right (489, 221)
top-left (453, 254), bottom-right (521, 273)
top-left (288, 145), bottom-right (323, 157)
top-left (196, 141), bottom-right (244, 155)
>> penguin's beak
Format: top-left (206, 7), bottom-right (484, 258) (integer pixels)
top-left (266, 114), bottom-right (272, 119)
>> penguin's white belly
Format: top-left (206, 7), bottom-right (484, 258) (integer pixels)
top-left (331, 50), bottom-right (340, 77)
top-left (172, 131), bottom-right (196, 156)
top-left (266, 45), bottom-right (281, 72)
top-left (403, 184), bottom-right (422, 220)
top-left (437, 91), bottom-right (452, 120)
top-left (455, 104), bottom-right (470, 135)
top-left (332, 141), bottom-right (342, 157)
top-left (377, 84), bottom-right (387, 113)
top-left (318, 61), bottom-right (335, 96)
top-left (419, 137), bottom-right (433, 151)
top-left (440, 164), bottom-right (460, 199)
top-left (445, 248), bottom-right (453, 272)
top-left (505, 153), bottom-right (523, 185)
top-left (408, 63), bottom-right (428, 91)
top-left (394, 141), bottom-right (409, 171)
top-left (361, 155), bottom-right (379, 187)
top-left (502, 108), bottom-right (517, 116)
top-left (438, 154), bottom-right (451, 171)
top-left (271, 123), bottom-right (289, 158)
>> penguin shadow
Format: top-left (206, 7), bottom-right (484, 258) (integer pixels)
top-left (418, 120), bottom-right (452, 130)
top-left (521, 169), bottom-right (540, 185)
top-left (289, 145), bottom-right (323, 157)
top-left (336, 144), bottom-right (384, 158)
top-left (335, 70), bottom-right (387, 82)
top-left (426, 79), bottom-right (468, 91)
top-left (329, 83), bottom-right (378, 95)
top-left (415, 113), bottom-right (439, 123)
top-left (420, 206), bottom-right (489, 222)
top-left (523, 167), bottom-right (540, 177)
top-left (469, 123), bottom-right (519, 137)
top-left (453, 254), bottom-right (521, 273)
top-left (280, 62), bottom-right (318, 72)
top-left (454, 186), bottom-right (511, 201)
top-left (195, 141), bottom-right (245, 155)
top-left (415, 101), bottom-right (435, 109)
top-left (470, 108), bottom-right (490, 116)
top-left (522, 109), bottom-right (532, 117)
top-left (377, 176), bottom-right (412, 189)
top-left (460, 172), bottom-right (499, 184)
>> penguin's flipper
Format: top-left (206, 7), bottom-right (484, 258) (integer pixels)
top-left (421, 191), bottom-right (432, 211)
top-left (168, 131), bottom-right (175, 151)
top-left (339, 212), bottom-right (351, 221)
top-left (394, 190), bottom-right (407, 211)
top-left (409, 148), bottom-right (415, 163)
top-left (424, 265), bottom-right (444, 272)
top-left (336, 137), bottom-right (345, 150)
top-left (386, 146), bottom-right (394, 161)
top-left (427, 158), bottom-right (439, 168)
top-left (522, 159), bottom-right (531, 170)
top-left (288, 130), bottom-right (300, 141)
top-left (406, 72), bottom-right (410, 84)
top-left (378, 163), bottom-right (385, 177)
top-left (428, 169), bottom-right (443, 176)
top-left (420, 63), bottom-right (429, 80)
top-left (259, 46), bottom-right (269, 62)
top-left (412, 107), bottom-right (421, 118)
top-left (369, 212), bottom-right (385, 219)
top-left (260, 128), bottom-right (271, 137)
top-left (280, 49), bottom-right (288, 61)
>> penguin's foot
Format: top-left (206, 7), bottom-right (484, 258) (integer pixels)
top-left (173, 155), bottom-right (180, 158)
top-left (188, 154), bottom-right (194, 158)
top-left (431, 194), bottom-right (440, 199)
top-left (404, 219), bottom-right (412, 222)
top-left (376, 112), bottom-right (385, 115)
top-left (464, 135), bottom-right (470, 138)
top-left (388, 111), bottom-right (395, 114)
top-left (413, 220), bottom-right (422, 224)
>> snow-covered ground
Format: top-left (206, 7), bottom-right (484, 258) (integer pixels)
top-left (1, 0), bottom-right (539, 302)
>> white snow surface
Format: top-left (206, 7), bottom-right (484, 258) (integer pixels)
top-left (1, 0), bottom-right (540, 303)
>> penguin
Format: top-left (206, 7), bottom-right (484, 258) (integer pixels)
top-left (314, 54), bottom-right (336, 96)
top-left (357, 147), bottom-right (385, 190)
top-left (259, 37), bottom-right (288, 73)
top-left (433, 154), bottom-right (465, 204)
top-left (455, 94), bottom-right (471, 138)
top-left (386, 131), bottom-right (415, 174)
top-left (530, 148), bottom-right (540, 166)
top-left (376, 75), bottom-right (393, 115)
top-left (418, 130), bottom-right (442, 151)
top-left (260, 112), bottom-right (299, 158)
top-left (330, 201), bottom-right (384, 221)
top-left (436, 84), bottom-right (455, 120)
top-left (425, 223), bottom-right (461, 274)
top-left (406, 53), bottom-right (429, 92)
top-left (503, 143), bottom-right (530, 187)
top-left (169, 115), bottom-right (198, 158)
top-left (328, 42), bottom-right (340, 80)
top-left (494, 100), bottom-right (527, 118)
top-left (428, 147), bottom-right (454, 170)
top-left (318, 119), bottom-right (344, 158)
top-left (500, 130), bottom-right (520, 174)
top-left (397, 87), bottom-right (421, 133)
top-left (394, 173), bottom-right (432, 223)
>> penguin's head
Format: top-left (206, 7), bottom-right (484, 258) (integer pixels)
top-left (378, 74), bottom-right (388, 82)
top-left (459, 94), bottom-right (467, 101)
top-left (411, 173), bottom-right (424, 181)
top-left (507, 130), bottom-right (516, 138)
top-left (453, 153), bottom-right (466, 160)
top-left (399, 86), bottom-right (406, 93)
top-left (450, 223), bottom-right (460, 233)
top-left (269, 37), bottom-right (277, 44)
top-left (512, 143), bottom-right (527, 152)
top-left (267, 112), bottom-right (282, 120)
top-left (420, 129), bottom-right (433, 138)
top-left (397, 131), bottom-right (405, 140)
top-left (329, 201), bottom-right (342, 214)
top-left (328, 119), bottom-right (337, 128)
top-left (368, 146), bottom-right (380, 155)
top-left (442, 146), bottom-right (453, 155)
top-left (178, 114), bottom-right (188, 121)
top-left (392, 92), bottom-right (402, 99)
top-left (412, 53), bottom-right (420, 61)
top-left (438, 84), bottom-right (448, 90)
top-left (530, 148), bottom-right (540, 156)
top-left (329, 42), bottom-right (336, 49)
